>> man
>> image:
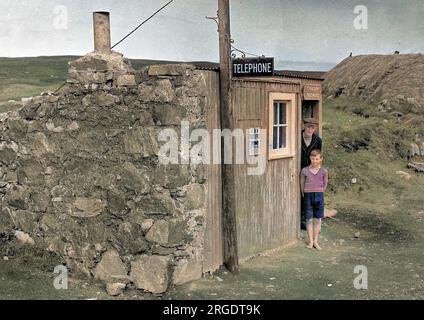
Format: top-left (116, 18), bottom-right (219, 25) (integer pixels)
top-left (300, 117), bottom-right (322, 230)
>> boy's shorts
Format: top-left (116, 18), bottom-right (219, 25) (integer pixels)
top-left (303, 192), bottom-right (324, 220)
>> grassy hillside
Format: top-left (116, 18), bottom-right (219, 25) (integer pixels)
top-left (323, 98), bottom-right (424, 245)
top-left (0, 56), bottom-right (167, 105)
top-left (324, 54), bottom-right (424, 114)
top-left (0, 56), bottom-right (77, 103)
top-left (323, 54), bottom-right (424, 224)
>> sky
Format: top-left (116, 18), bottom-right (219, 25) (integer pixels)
top-left (1, 0), bottom-right (423, 70)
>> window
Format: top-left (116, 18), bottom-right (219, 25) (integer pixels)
top-left (272, 102), bottom-right (287, 149)
top-left (268, 93), bottom-right (296, 159)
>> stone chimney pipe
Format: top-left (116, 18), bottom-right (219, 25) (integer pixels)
top-left (93, 11), bottom-right (111, 53)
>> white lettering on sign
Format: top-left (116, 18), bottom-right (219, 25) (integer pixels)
top-left (233, 62), bottom-right (273, 75)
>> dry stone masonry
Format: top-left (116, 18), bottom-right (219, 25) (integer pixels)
top-left (0, 51), bottom-right (209, 294)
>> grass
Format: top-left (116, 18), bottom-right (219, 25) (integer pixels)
top-left (323, 96), bottom-right (424, 192)
top-left (0, 56), bottom-right (76, 102)
top-left (322, 96), bottom-right (424, 239)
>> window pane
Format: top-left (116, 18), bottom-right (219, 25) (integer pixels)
top-left (279, 126), bottom-right (287, 148)
top-left (280, 102), bottom-right (287, 124)
top-left (273, 127), bottom-right (278, 149)
top-left (273, 103), bottom-right (279, 125)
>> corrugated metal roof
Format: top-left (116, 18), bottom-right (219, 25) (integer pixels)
top-left (274, 70), bottom-right (326, 80)
top-left (192, 61), bottom-right (219, 71)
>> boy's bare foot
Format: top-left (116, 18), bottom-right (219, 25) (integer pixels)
top-left (324, 208), bottom-right (338, 218)
top-left (306, 243), bottom-right (314, 249)
top-left (313, 242), bottom-right (322, 251)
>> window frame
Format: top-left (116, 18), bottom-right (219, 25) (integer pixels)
top-left (268, 92), bottom-right (296, 160)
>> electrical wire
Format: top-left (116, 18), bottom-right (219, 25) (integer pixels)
top-left (111, 0), bottom-right (175, 49)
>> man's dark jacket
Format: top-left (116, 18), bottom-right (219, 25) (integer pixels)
top-left (301, 130), bottom-right (322, 169)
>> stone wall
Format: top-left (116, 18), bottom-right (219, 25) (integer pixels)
top-left (0, 51), bottom-right (209, 294)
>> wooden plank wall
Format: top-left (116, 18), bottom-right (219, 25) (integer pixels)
top-left (232, 79), bottom-right (302, 260)
top-left (202, 71), bottom-right (224, 273)
top-left (285, 77), bottom-right (323, 136)
top-left (301, 79), bottom-right (323, 136)
top-left (201, 74), bottom-right (315, 266)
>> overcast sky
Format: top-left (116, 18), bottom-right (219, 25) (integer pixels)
top-left (1, 0), bottom-right (423, 70)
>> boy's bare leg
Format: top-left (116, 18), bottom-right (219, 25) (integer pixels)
top-left (306, 219), bottom-right (314, 248)
top-left (313, 218), bottom-right (322, 250)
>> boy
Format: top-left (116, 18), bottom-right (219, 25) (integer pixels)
top-left (300, 118), bottom-right (322, 230)
top-left (300, 149), bottom-right (328, 250)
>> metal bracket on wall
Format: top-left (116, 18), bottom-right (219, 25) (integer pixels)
top-left (206, 11), bottom-right (219, 32)
top-left (230, 39), bottom-right (265, 59)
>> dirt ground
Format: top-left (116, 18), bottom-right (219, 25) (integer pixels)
top-left (166, 210), bottom-right (424, 300)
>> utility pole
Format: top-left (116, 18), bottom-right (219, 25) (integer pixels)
top-left (218, 0), bottom-right (239, 274)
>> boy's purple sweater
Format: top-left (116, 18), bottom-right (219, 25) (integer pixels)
top-left (301, 166), bottom-right (328, 193)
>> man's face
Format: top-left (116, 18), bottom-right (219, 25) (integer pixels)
top-left (304, 124), bottom-right (316, 138)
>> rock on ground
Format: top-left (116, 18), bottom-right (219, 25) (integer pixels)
top-left (94, 250), bottom-right (127, 283)
top-left (172, 257), bottom-right (202, 285)
top-left (106, 282), bottom-right (126, 296)
top-left (130, 255), bottom-right (171, 294)
top-left (14, 230), bottom-right (35, 246)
